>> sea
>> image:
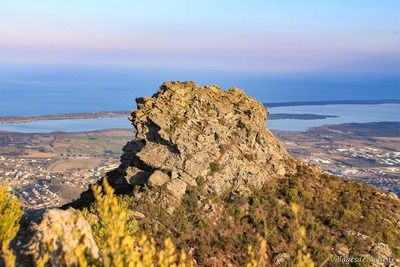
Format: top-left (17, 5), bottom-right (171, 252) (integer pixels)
top-left (1, 64), bottom-right (399, 133)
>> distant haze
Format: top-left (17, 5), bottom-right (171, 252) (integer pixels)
top-left (0, 1), bottom-right (399, 73)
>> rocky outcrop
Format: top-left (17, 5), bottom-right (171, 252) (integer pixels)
top-left (345, 231), bottom-right (398, 265)
top-left (22, 209), bottom-right (99, 266)
top-left (23, 81), bottom-right (400, 266)
top-left (112, 81), bottom-right (297, 206)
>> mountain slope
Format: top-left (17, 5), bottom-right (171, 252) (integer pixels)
top-left (63, 81), bottom-right (400, 266)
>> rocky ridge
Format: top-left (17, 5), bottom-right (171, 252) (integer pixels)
top-left (111, 81), bottom-right (297, 207)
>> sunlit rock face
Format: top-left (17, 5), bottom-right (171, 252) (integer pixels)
top-left (116, 81), bottom-right (297, 205)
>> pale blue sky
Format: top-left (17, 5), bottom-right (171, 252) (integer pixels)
top-left (1, 0), bottom-right (399, 73)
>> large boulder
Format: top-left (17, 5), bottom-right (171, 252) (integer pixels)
top-left (23, 209), bottom-right (99, 266)
top-left (114, 81), bottom-right (297, 205)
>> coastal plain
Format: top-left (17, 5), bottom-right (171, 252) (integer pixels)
top-left (0, 129), bottom-right (134, 209)
top-left (275, 122), bottom-right (400, 195)
top-left (1, 121), bottom-right (399, 210)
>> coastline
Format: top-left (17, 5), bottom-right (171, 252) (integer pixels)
top-left (264, 99), bottom-right (400, 108)
top-left (1, 99), bottom-right (399, 124)
top-left (0, 111), bottom-right (129, 123)
top-left (268, 113), bottom-right (338, 120)
top-left (0, 110), bottom-right (338, 124)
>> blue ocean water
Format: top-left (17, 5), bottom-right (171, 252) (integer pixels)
top-left (1, 64), bottom-right (400, 132)
top-left (1, 64), bottom-right (400, 117)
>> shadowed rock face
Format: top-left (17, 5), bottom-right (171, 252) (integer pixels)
top-left (114, 81), bottom-right (297, 205)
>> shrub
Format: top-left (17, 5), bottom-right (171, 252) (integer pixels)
top-left (246, 236), bottom-right (267, 267)
top-left (285, 187), bottom-right (299, 203)
top-left (342, 203), bottom-right (362, 219)
top-left (93, 179), bottom-right (193, 267)
top-left (0, 183), bottom-right (23, 267)
top-left (291, 204), bottom-right (315, 267)
top-left (209, 161), bottom-right (220, 173)
top-left (82, 195), bottom-right (138, 249)
top-left (0, 184), bottom-right (23, 245)
top-left (195, 176), bottom-right (206, 187)
top-left (182, 188), bottom-right (198, 211)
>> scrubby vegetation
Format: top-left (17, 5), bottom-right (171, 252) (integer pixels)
top-left (79, 179), bottom-right (316, 267)
top-left (2, 165), bottom-right (399, 266)
top-left (0, 183), bottom-right (23, 267)
top-left (81, 194), bottom-right (138, 250)
top-left (33, 179), bottom-right (194, 267)
top-left (91, 180), bottom-right (191, 267)
top-left (116, 165), bottom-right (400, 266)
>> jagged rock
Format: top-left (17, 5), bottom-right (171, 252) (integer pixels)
top-left (114, 81), bottom-right (297, 206)
top-left (131, 210), bottom-right (146, 219)
top-left (273, 253), bottom-right (290, 265)
top-left (388, 192), bottom-right (399, 200)
top-left (374, 191), bottom-right (399, 201)
top-left (371, 242), bottom-right (394, 258)
top-left (124, 166), bottom-right (151, 185)
top-left (23, 209), bottom-right (98, 266)
top-left (346, 230), bottom-right (397, 266)
top-left (166, 178), bottom-right (187, 200)
top-left (147, 170), bottom-right (170, 187)
top-left (346, 230), bottom-right (371, 241)
top-left (335, 243), bottom-right (350, 257)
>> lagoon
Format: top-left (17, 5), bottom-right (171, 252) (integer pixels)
top-left (267, 103), bottom-right (400, 131)
top-left (0, 103), bottom-right (399, 133)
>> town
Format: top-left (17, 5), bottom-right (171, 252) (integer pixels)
top-left (0, 155), bottom-right (119, 209)
top-left (0, 129), bottom-right (133, 210)
top-left (276, 122), bottom-right (400, 196)
top-left (1, 122), bottom-right (399, 210)
top-left (300, 146), bottom-right (400, 195)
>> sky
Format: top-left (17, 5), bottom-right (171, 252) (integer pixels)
top-left (1, 0), bottom-right (400, 74)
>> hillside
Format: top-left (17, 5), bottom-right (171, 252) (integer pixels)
top-left (3, 82), bottom-right (400, 266)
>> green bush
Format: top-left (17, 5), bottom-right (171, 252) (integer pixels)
top-left (0, 183), bottom-right (23, 267)
top-left (81, 195), bottom-right (138, 249)
top-left (196, 176), bottom-right (206, 187)
top-left (209, 161), bottom-right (220, 173)
top-left (182, 188), bottom-right (198, 211)
top-left (0, 184), bottom-right (23, 245)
